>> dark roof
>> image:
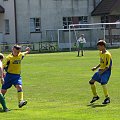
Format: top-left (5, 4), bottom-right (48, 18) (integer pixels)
top-left (0, 5), bottom-right (5, 13)
top-left (91, 0), bottom-right (120, 16)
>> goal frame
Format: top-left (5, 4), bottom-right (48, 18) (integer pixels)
top-left (68, 22), bottom-right (120, 51)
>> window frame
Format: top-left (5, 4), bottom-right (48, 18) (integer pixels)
top-left (63, 16), bottom-right (88, 29)
top-left (5, 19), bottom-right (10, 34)
top-left (30, 18), bottom-right (41, 33)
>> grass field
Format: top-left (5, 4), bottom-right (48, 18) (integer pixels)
top-left (0, 48), bottom-right (120, 120)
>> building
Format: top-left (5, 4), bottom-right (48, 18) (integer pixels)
top-left (91, 0), bottom-right (120, 45)
top-left (0, 0), bottom-right (16, 44)
top-left (0, 0), bottom-right (120, 50)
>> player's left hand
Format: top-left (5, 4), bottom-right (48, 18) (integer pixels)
top-left (99, 70), bottom-right (103, 75)
top-left (26, 47), bottom-right (30, 53)
top-left (1, 78), bottom-right (4, 85)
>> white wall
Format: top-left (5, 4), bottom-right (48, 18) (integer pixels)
top-left (0, 0), bottom-right (16, 44)
top-left (0, 32), bottom-right (3, 43)
top-left (15, 0), bottom-right (92, 43)
top-left (0, 0), bottom-right (99, 44)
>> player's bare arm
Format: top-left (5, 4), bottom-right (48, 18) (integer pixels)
top-left (0, 67), bottom-right (4, 84)
top-left (24, 47), bottom-right (30, 55)
top-left (91, 64), bottom-right (100, 71)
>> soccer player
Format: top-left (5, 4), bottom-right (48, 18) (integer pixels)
top-left (0, 53), bottom-right (9, 112)
top-left (77, 34), bottom-right (86, 56)
top-left (89, 40), bottom-right (112, 104)
top-left (1, 45), bottom-right (30, 108)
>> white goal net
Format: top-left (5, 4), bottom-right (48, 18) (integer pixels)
top-left (58, 27), bottom-right (105, 51)
top-left (45, 22), bottom-right (120, 51)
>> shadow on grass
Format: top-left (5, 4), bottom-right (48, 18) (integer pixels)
top-left (0, 107), bottom-right (26, 113)
top-left (76, 56), bottom-right (82, 57)
top-left (10, 108), bottom-right (26, 111)
top-left (87, 103), bottom-right (107, 108)
top-left (0, 108), bottom-right (3, 113)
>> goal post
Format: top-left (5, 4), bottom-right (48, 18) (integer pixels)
top-left (68, 27), bottom-right (105, 51)
top-left (57, 27), bottom-right (105, 51)
top-left (68, 22), bottom-right (120, 51)
top-left (45, 22), bottom-right (120, 52)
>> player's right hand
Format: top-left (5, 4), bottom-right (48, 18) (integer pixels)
top-left (91, 67), bottom-right (96, 71)
top-left (3, 72), bottom-right (6, 78)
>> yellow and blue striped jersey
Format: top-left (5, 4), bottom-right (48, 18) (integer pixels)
top-left (3, 52), bottom-right (26, 74)
top-left (99, 50), bottom-right (112, 70)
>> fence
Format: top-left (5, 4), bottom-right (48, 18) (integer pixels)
top-left (0, 41), bottom-right (58, 53)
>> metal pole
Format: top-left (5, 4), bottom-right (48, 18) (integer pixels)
top-left (14, 0), bottom-right (18, 43)
top-left (69, 25), bottom-right (71, 51)
top-left (57, 29), bottom-right (60, 51)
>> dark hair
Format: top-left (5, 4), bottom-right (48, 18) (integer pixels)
top-left (13, 45), bottom-right (21, 50)
top-left (97, 40), bottom-right (106, 46)
top-left (0, 53), bottom-right (4, 59)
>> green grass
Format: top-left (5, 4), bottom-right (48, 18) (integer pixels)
top-left (0, 48), bottom-right (120, 120)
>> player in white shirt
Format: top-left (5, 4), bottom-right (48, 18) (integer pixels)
top-left (77, 34), bottom-right (86, 56)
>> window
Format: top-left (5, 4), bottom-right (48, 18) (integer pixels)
top-left (101, 15), bottom-right (109, 28)
top-left (63, 16), bottom-right (88, 29)
top-left (79, 16), bottom-right (88, 24)
top-left (30, 18), bottom-right (41, 32)
top-left (63, 17), bottom-right (72, 29)
top-left (5, 19), bottom-right (10, 34)
top-left (101, 16), bottom-right (109, 23)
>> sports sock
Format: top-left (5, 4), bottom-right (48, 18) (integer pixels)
top-left (78, 50), bottom-right (79, 56)
top-left (102, 84), bottom-right (109, 98)
top-left (0, 93), bottom-right (7, 110)
top-left (18, 91), bottom-right (23, 102)
top-left (81, 49), bottom-right (83, 56)
top-left (91, 84), bottom-right (98, 97)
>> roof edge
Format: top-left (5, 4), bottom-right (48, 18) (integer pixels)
top-left (0, 5), bottom-right (5, 13)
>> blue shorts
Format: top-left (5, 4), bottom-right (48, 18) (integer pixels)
top-left (92, 70), bottom-right (111, 85)
top-left (2, 73), bottom-right (22, 90)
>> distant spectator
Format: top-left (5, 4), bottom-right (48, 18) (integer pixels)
top-left (77, 34), bottom-right (86, 56)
